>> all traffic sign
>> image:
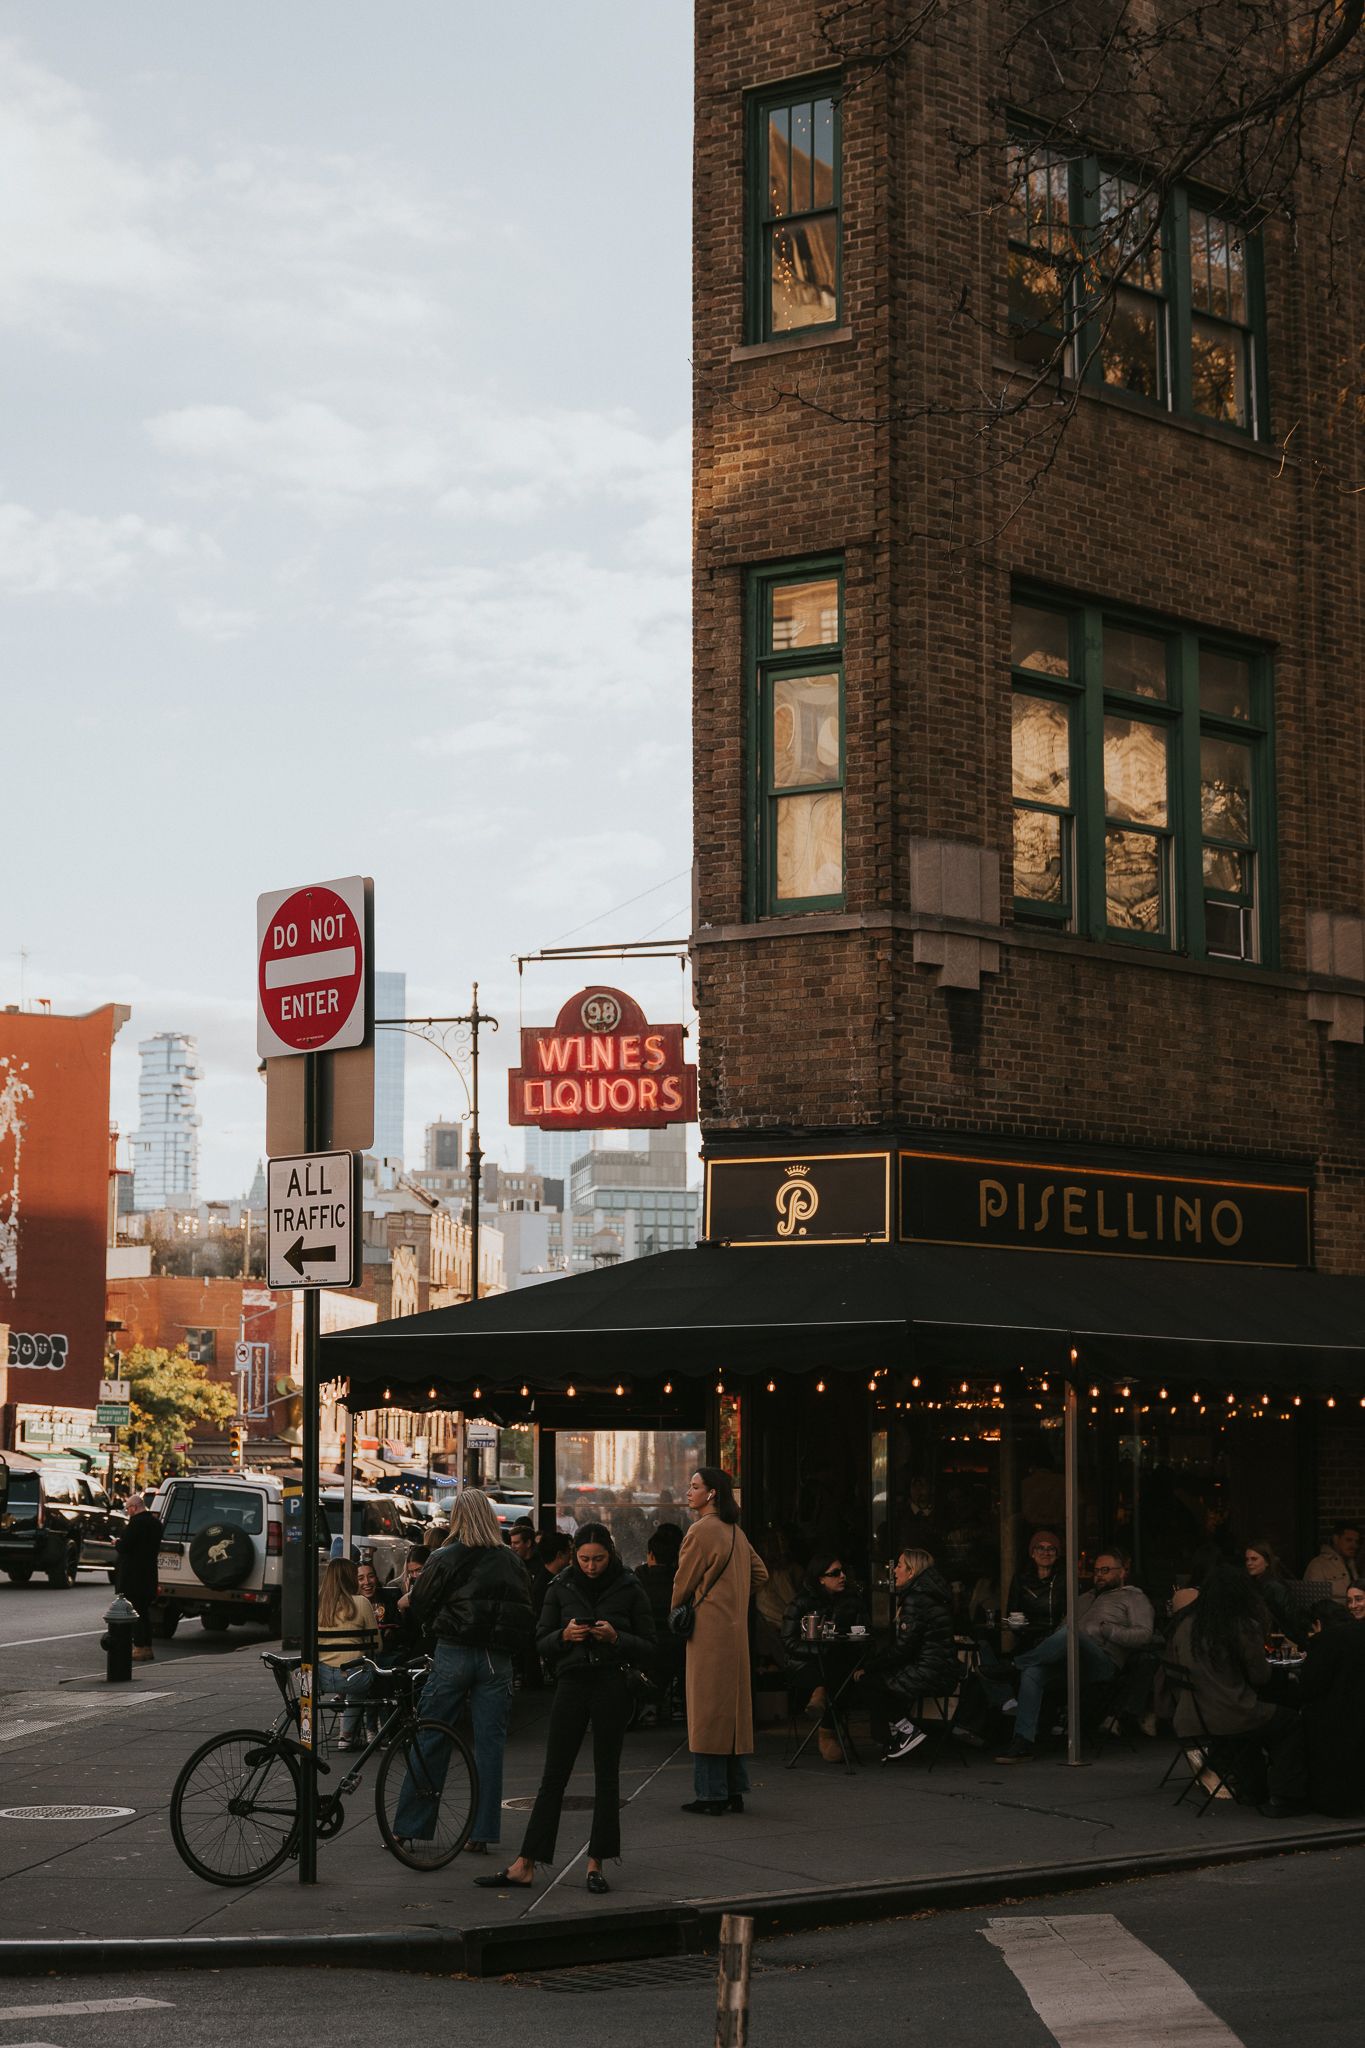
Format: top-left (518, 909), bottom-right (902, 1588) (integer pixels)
top-left (257, 876), bottom-right (369, 1058)
top-left (266, 1151), bottom-right (361, 1289)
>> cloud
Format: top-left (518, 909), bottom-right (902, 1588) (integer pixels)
top-left (175, 600), bottom-right (257, 641)
top-left (146, 398), bottom-right (444, 511)
top-left (0, 500), bottom-right (206, 596)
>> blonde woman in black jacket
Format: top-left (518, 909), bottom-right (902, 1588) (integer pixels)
top-left (475, 1523), bottom-right (655, 1897)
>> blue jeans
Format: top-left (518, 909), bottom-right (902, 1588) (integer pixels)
top-left (1013, 1626), bottom-right (1116, 1743)
top-left (393, 1642), bottom-right (511, 1845)
top-left (692, 1753), bottom-right (749, 1802)
top-left (317, 1661), bottom-right (373, 1742)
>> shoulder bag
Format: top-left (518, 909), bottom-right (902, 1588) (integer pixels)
top-left (668, 1525), bottom-right (738, 1641)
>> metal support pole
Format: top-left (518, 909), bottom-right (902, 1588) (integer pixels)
top-left (298, 1050), bottom-right (321, 1882)
top-left (468, 981), bottom-right (482, 1303)
top-left (714, 1912), bottom-right (753, 2048)
top-left (1064, 1369), bottom-right (1082, 1768)
top-left (342, 1405), bottom-right (355, 1556)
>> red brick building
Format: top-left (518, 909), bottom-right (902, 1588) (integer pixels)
top-left (688, 1), bottom-right (1365, 1581)
top-left (0, 1004), bottom-right (128, 1450)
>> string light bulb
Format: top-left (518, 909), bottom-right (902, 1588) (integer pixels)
top-left (766, 1379), bottom-right (776, 1393)
top-left (1158, 1387), bottom-right (1168, 1401)
top-left (663, 1381), bottom-right (673, 1395)
top-left (1328, 1396), bottom-right (1337, 1409)
top-left (1089, 1385), bottom-right (1100, 1399)
top-left (911, 1376), bottom-right (921, 1388)
top-left (520, 1384), bottom-right (529, 1398)
top-left (1120, 1385), bottom-right (1131, 1399)
top-left (715, 1379), bottom-right (724, 1394)
top-left (1069, 1347), bottom-right (1079, 1364)
top-left (1293, 1395), bottom-right (1302, 1407)
top-left (428, 1386), bottom-right (437, 1401)
top-left (566, 1383), bottom-right (576, 1397)
top-left (383, 1387), bottom-right (391, 1402)
top-left (816, 1379), bottom-right (826, 1393)
top-left (473, 1386), bottom-right (482, 1401)
top-left (615, 1383), bottom-right (625, 1397)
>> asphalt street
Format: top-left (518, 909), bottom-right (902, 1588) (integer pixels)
top-left (0, 1851), bottom-right (1358, 2046)
top-left (0, 1576), bottom-right (274, 1669)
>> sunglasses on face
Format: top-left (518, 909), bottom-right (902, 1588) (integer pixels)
top-left (822, 1567), bottom-right (846, 1578)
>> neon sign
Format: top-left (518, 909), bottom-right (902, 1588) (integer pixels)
top-left (508, 987), bottom-right (697, 1131)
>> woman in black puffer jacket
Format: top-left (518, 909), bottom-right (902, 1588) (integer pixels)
top-left (859, 1547), bottom-right (959, 1763)
top-left (781, 1553), bottom-right (872, 1762)
top-left (475, 1523), bottom-right (655, 1897)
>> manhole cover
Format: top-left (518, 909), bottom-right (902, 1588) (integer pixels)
top-left (0, 1805), bottom-right (134, 1821)
top-left (502, 1796), bottom-right (626, 1812)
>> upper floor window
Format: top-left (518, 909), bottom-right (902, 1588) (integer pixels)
top-left (748, 561), bottom-right (845, 915)
top-left (747, 81), bottom-right (841, 340)
top-left (1006, 136), bottom-right (1266, 436)
top-left (1010, 595), bottom-right (1274, 963)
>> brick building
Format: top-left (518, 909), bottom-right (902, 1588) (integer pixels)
top-left (686, 0), bottom-right (1365, 1580)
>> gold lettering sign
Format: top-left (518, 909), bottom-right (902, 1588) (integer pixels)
top-left (775, 1166), bottom-right (820, 1238)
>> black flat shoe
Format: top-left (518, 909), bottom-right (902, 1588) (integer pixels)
top-left (472, 1868), bottom-right (534, 1888)
top-left (727, 1795), bottom-right (745, 1813)
top-left (464, 1839), bottom-right (490, 1854)
top-left (586, 1869), bottom-right (610, 1895)
top-left (680, 1799), bottom-right (729, 1816)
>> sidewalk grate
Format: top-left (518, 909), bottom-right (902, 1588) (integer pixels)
top-left (523, 1955), bottom-right (775, 1994)
top-left (502, 1795), bottom-right (624, 1812)
top-left (0, 1805), bottom-right (135, 1821)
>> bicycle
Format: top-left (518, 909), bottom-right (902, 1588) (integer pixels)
top-left (169, 1648), bottom-right (478, 1885)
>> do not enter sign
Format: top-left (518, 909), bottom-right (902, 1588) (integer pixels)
top-left (257, 875), bottom-right (370, 1057)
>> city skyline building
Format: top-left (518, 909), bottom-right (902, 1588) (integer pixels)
top-left (373, 969), bottom-right (407, 1164)
top-left (424, 1119), bottom-right (463, 1171)
top-left (522, 1125), bottom-right (598, 1184)
top-left (130, 1030), bottom-right (202, 1211)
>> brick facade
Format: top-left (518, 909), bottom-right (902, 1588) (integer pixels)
top-left (691, 2), bottom-right (1365, 1533)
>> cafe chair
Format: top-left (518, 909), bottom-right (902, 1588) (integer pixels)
top-left (1158, 1661), bottom-right (1262, 1816)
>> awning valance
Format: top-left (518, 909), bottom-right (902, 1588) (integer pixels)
top-left (322, 1242), bottom-right (1365, 1405)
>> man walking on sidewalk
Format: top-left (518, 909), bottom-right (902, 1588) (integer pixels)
top-left (115, 1493), bottom-right (163, 1663)
top-left (996, 1550), bottom-right (1154, 1762)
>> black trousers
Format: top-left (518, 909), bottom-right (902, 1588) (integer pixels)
top-left (121, 1584), bottom-right (154, 1649)
top-left (520, 1669), bottom-right (631, 1863)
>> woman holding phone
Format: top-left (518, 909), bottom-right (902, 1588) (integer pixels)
top-left (474, 1522), bottom-right (655, 1896)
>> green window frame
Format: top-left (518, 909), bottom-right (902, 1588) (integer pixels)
top-left (1010, 593), bottom-right (1276, 963)
top-left (1006, 133), bottom-right (1268, 438)
top-left (746, 79), bottom-right (842, 342)
top-left (747, 559), bottom-right (846, 917)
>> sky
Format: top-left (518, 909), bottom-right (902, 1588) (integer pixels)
top-left (2, 4), bottom-right (696, 1194)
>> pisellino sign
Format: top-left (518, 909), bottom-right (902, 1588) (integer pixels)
top-left (508, 987), bottom-right (698, 1131)
top-left (899, 1151), bottom-right (1311, 1268)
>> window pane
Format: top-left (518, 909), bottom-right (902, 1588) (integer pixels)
top-left (1101, 286), bottom-right (1164, 402)
top-left (770, 215), bottom-right (838, 330)
top-left (1205, 899), bottom-right (1250, 959)
top-left (1104, 716), bottom-right (1168, 824)
top-left (772, 675), bottom-right (840, 788)
top-left (1106, 828), bottom-right (1165, 933)
top-left (1191, 316), bottom-right (1247, 425)
top-left (1200, 649), bottom-right (1252, 719)
top-left (1104, 624), bottom-right (1168, 700)
top-left (1189, 208), bottom-right (1210, 307)
top-left (1012, 694), bottom-right (1071, 802)
top-left (1201, 736), bottom-right (1252, 841)
top-left (767, 107), bottom-right (790, 216)
top-left (1225, 226), bottom-right (1247, 322)
top-left (1098, 174), bottom-right (1162, 289)
top-left (1014, 145), bottom-right (1072, 254)
top-left (1206, 213), bottom-right (1230, 317)
top-left (771, 577), bottom-right (840, 649)
top-left (1009, 252), bottom-right (1069, 361)
top-left (813, 99), bottom-right (835, 200)
top-left (791, 103), bottom-right (813, 212)
top-left (1014, 807), bottom-right (1067, 905)
top-left (1203, 846), bottom-right (1249, 893)
top-left (775, 791), bottom-right (843, 899)
top-left (1011, 603), bottom-right (1070, 675)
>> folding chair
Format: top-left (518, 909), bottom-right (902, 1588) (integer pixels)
top-left (1159, 1661), bottom-right (1262, 1816)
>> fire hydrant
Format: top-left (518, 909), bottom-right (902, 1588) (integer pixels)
top-left (103, 1594), bottom-right (137, 1683)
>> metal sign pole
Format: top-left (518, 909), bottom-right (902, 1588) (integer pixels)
top-left (1064, 1367), bottom-right (1082, 1767)
top-left (342, 1406), bottom-right (355, 1556)
top-left (298, 1049), bottom-right (321, 1883)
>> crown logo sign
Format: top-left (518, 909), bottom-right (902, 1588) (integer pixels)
top-left (785, 1163), bottom-right (811, 1178)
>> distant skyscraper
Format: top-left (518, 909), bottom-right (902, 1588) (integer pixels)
top-left (523, 1126), bottom-right (598, 1184)
top-left (131, 1031), bottom-right (202, 1210)
top-left (373, 970), bottom-right (407, 1164)
top-left (425, 1119), bottom-right (463, 1171)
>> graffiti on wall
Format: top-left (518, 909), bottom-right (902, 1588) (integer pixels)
top-left (0, 1056), bottom-right (34, 1296)
top-left (7, 1331), bottom-right (68, 1371)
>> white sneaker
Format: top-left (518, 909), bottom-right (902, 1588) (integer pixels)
top-left (1002, 1697), bottom-right (1018, 1715)
top-left (882, 1720), bottom-right (927, 1762)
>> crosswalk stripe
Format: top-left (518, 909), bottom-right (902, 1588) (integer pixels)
top-left (0, 1999), bottom-right (172, 2021)
top-left (983, 1914), bottom-right (1244, 2046)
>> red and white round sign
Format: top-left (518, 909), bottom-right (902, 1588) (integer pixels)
top-left (257, 879), bottom-right (366, 1055)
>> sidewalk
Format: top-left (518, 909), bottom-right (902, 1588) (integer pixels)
top-left (1, 1643), bottom-right (1360, 1972)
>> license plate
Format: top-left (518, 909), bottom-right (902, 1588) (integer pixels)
top-left (157, 1553), bottom-right (179, 1569)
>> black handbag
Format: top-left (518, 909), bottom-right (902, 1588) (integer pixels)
top-left (669, 1526), bottom-right (737, 1640)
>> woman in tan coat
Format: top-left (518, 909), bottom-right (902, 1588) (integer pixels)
top-left (671, 1466), bottom-right (768, 1815)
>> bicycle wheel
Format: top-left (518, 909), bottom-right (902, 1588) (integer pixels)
top-left (170, 1728), bottom-right (300, 1885)
top-left (375, 1718), bottom-right (477, 1869)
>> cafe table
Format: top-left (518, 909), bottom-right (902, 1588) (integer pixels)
top-left (785, 1626), bottom-right (875, 1775)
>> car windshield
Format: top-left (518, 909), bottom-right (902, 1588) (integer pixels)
top-left (7, 1474), bottom-right (39, 1506)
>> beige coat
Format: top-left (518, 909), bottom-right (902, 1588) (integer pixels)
top-left (671, 1514), bottom-right (768, 1755)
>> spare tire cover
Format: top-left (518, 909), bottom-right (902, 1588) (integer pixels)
top-left (188, 1522), bottom-right (255, 1589)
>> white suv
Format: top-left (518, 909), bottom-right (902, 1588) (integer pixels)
top-left (150, 1472), bottom-right (284, 1639)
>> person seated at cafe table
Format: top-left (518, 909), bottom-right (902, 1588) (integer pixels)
top-left (1244, 1536), bottom-right (1308, 1648)
top-left (1290, 1599), bottom-right (1365, 1817)
top-left (996, 1549), bottom-right (1153, 1763)
top-left (1303, 1521), bottom-right (1361, 1602)
top-left (1154, 1561), bottom-right (1305, 1814)
top-left (781, 1553), bottom-right (871, 1763)
top-left (952, 1530), bottom-right (1067, 1749)
top-left (854, 1547), bottom-right (958, 1764)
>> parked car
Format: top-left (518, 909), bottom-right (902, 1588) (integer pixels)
top-left (149, 1472), bottom-right (284, 1637)
top-left (74, 1473), bottom-right (126, 1575)
top-left (0, 1460), bottom-right (96, 1587)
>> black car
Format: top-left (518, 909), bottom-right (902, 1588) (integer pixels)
top-left (0, 1461), bottom-right (91, 1587)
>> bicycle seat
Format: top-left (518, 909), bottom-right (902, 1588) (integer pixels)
top-left (261, 1651), bottom-right (302, 1670)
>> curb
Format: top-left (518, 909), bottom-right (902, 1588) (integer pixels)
top-left (2, 1824), bottom-right (1363, 1979)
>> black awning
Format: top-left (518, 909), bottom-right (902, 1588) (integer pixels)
top-left (323, 1241), bottom-right (1365, 1404)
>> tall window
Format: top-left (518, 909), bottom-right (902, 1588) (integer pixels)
top-left (1005, 136), bottom-right (1266, 437)
top-left (1010, 595), bottom-right (1274, 962)
top-left (748, 82), bottom-right (841, 340)
top-left (749, 561), bottom-right (845, 915)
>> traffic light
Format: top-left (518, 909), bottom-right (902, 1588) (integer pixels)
top-left (229, 1423), bottom-right (245, 1467)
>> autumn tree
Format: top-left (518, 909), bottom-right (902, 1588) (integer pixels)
top-left (123, 1343), bottom-right (236, 1482)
